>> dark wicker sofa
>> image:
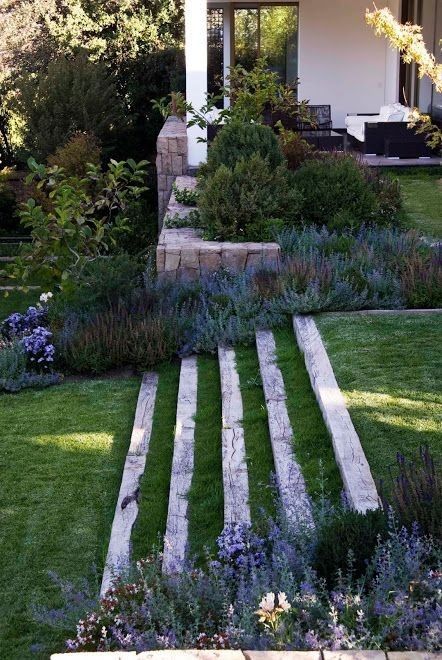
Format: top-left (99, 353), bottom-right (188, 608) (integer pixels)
top-left (346, 113), bottom-right (435, 157)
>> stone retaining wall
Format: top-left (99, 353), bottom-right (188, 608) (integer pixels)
top-left (156, 176), bottom-right (281, 281)
top-left (156, 117), bottom-right (188, 226)
top-left (51, 650), bottom-right (440, 659)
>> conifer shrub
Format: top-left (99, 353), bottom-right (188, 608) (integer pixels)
top-left (198, 154), bottom-right (303, 241)
top-left (204, 122), bottom-right (284, 175)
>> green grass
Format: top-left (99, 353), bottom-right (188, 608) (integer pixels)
top-left (274, 326), bottom-right (343, 502)
top-left (0, 378), bottom-right (140, 660)
top-left (131, 361), bottom-right (180, 559)
top-left (188, 355), bottom-right (224, 558)
top-left (236, 346), bottom-right (276, 519)
top-left (0, 289), bottom-right (41, 319)
top-left (390, 167), bottom-right (442, 239)
top-left (316, 313), bottom-right (442, 488)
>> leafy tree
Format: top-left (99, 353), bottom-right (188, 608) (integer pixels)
top-left (366, 6), bottom-right (442, 150)
top-left (17, 53), bottom-right (126, 160)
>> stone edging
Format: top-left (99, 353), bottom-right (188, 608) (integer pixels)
top-left (51, 649), bottom-right (441, 659)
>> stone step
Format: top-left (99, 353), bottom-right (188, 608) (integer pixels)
top-left (293, 315), bottom-right (379, 513)
top-left (218, 346), bottom-right (251, 526)
top-left (163, 356), bottom-right (198, 573)
top-left (256, 330), bottom-right (314, 529)
top-left (101, 373), bottom-right (159, 596)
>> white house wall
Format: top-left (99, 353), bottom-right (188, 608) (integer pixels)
top-left (298, 0), bottom-right (400, 128)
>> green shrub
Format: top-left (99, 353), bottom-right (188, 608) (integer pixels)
top-left (198, 154), bottom-right (303, 242)
top-left (47, 132), bottom-right (102, 177)
top-left (0, 184), bottom-right (19, 236)
top-left (0, 339), bottom-right (27, 384)
top-left (294, 154), bottom-right (379, 229)
top-left (278, 127), bottom-right (315, 170)
top-left (314, 508), bottom-right (388, 584)
top-left (172, 182), bottom-right (199, 206)
top-left (18, 53), bottom-right (126, 159)
top-left (205, 122), bottom-right (284, 175)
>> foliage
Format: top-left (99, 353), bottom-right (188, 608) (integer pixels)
top-left (164, 209), bottom-right (201, 229)
top-left (172, 182), bottom-right (199, 206)
top-left (198, 154), bottom-right (302, 241)
top-left (381, 446), bottom-right (442, 543)
top-left (293, 153), bottom-right (402, 229)
top-left (366, 7), bottom-right (441, 150)
top-left (278, 126), bottom-right (315, 170)
top-left (203, 122), bottom-right (284, 175)
top-left (47, 132), bottom-right (102, 177)
top-left (187, 58), bottom-right (310, 136)
top-left (52, 507), bottom-right (442, 653)
top-left (17, 53), bottom-right (126, 160)
top-left (9, 157), bottom-right (148, 288)
top-left (313, 508), bottom-right (388, 584)
top-left (400, 252), bottom-right (442, 308)
top-left (0, 181), bottom-right (19, 235)
top-left (57, 296), bottom-right (179, 375)
top-left (0, 96), bottom-right (14, 167)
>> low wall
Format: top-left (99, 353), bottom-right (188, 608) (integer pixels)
top-left (51, 650), bottom-right (440, 659)
top-left (156, 117), bottom-right (188, 226)
top-left (156, 177), bottom-right (280, 281)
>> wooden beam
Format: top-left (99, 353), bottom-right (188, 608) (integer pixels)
top-left (293, 315), bottom-right (380, 513)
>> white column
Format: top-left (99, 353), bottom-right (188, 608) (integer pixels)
top-left (384, 0), bottom-right (401, 103)
top-left (185, 0), bottom-right (208, 166)
top-left (223, 5), bottom-right (232, 109)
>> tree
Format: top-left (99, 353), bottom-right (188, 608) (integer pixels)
top-left (366, 6), bottom-right (442, 150)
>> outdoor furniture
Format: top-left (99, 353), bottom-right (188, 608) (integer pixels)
top-left (345, 103), bottom-right (435, 157)
top-left (264, 104), bottom-right (333, 131)
top-left (300, 130), bottom-right (344, 151)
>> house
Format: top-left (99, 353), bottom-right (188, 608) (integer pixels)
top-left (184, 0), bottom-right (442, 167)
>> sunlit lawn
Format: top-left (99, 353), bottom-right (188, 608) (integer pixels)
top-left (316, 313), bottom-right (442, 488)
top-left (391, 167), bottom-right (442, 239)
top-left (0, 378), bottom-right (139, 659)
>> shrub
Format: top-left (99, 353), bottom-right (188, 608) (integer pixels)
top-left (294, 153), bottom-right (379, 229)
top-left (380, 446), bottom-right (442, 542)
top-left (47, 132), bottom-right (102, 177)
top-left (205, 122), bottom-right (284, 174)
top-left (11, 157), bottom-right (148, 288)
top-left (57, 299), bottom-right (178, 374)
top-left (314, 508), bottom-right (388, 583)
top-left (18, 53), bottom-right (126, 159)
top-left (198, 154), bottom-right (303, 242)
top-left (278, 127), bottom-right (315, 170)
top-left (172, 182), bottom-right (199, 206)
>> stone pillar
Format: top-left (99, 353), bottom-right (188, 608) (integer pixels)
top-left (156, 117), bottom-right (188, 228)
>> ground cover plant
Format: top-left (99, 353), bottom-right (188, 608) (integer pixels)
top-left (0, 377), bottom-right (140, 659)
top-left (316, 313), bottom-right (442, 488)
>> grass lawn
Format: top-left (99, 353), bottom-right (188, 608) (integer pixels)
top-left (275, 326), bottom-right (343, 502)
top-left (390, 167), bottom-right (442, 239)
top-left (316, 313), bottom-right (442, 489)
top-left (0, 377), bottom-right (140, 660)
top-left (0, 289), bottom-right (41, 318)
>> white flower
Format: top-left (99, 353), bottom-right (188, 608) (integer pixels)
top-left (39, 291), bottom-right (53, 304)
top-left (278, 592), bottom-right (291, 612)
top-left (259, 592), bottom-right (275, 612)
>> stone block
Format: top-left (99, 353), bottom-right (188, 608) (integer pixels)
top-left (138, 652), bottom-right (244, 659)
top-left (179, 266), bottom-right (201, 282)
top-left (388, 654), bottom-right (440, 660)
top-left (51, 653), bottom-right (136, 659)
top-left (244, 653), bottom-right (320, 660)
top-left (245, 252), bottom-right (265, 271)
top-left (158, 175), bottom-right (168, 192)
top-left (165, 248), bottom-right (181, 272)
top-left (161, 154), bottom-right (173, 175)
top-left (157, 136), bottom-right (169, 154)
top-left (180, 246), bottom-right (200, 269)
top-left (177, 135), bottom-right (188, 155)
top-left (200, 247), bottom-right (222, 272)
top-left (323, 652), bottom-right (386, 660)
top-left (169, 138), bottom-right (178, 153)
top-left (156, 246), bottom-right (165, 272)
top-left (221, 247), bottom-right (248, 271)
top-left (172, 155), bottom-right (184, 175)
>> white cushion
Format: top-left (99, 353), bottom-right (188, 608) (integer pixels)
top-left (387, 111), bottom-right (405, 122)
top-left (346, 123), bottom-right (365, 142)
top-left (345, 114), bottom-right (381, 129)
top-left (379, 104), bottom-right (395, 120)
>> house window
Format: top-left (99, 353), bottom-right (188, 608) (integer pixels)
top-left (234, 4), bottom-right (299, 86)
top-left (207, 3), bottom-right (298, 101)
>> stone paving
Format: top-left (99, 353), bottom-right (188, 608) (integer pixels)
top-left (51, 650), bottom-right (441, 659)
